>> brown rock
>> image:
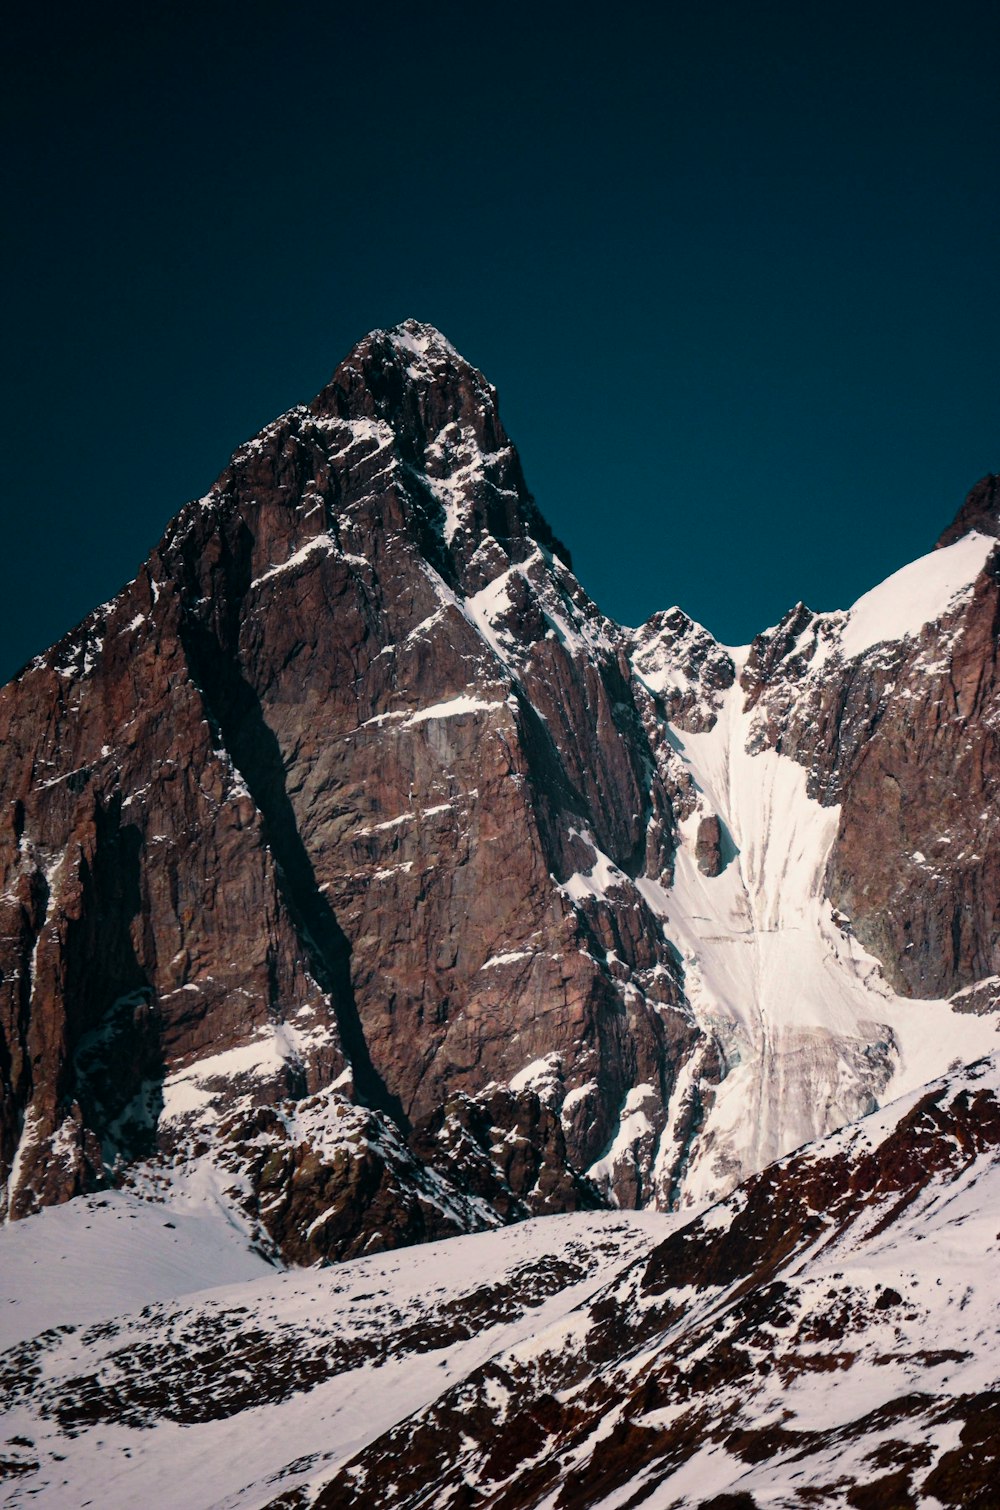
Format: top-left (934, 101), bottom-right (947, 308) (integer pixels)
top-left (695, 815), bottom-right (723, 877)
top-left (0, 320), bottom-right (693, 1248)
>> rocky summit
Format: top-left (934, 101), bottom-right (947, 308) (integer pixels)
top-left (2, 319), bottom-right (1000, 1274)
top-left (4, 321), bottom-right (1000, 1509)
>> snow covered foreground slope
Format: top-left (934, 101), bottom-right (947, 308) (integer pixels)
top-left (3, 1056), bottom-right (1000, 1509)
top-left (0, 1203), bottom-right (672, 1507)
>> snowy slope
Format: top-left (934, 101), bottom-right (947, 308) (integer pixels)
top-left (5, 1059), bottom-right (999, 1508)
top-left (0, 1209), bottom-right (671, 1508)
top-left (0, 1184), bottom-right (274, 1350)
top-left (837, 529), bottom-right (993, 660)
top-left (294, 1054), bottom-right (1000, 1510)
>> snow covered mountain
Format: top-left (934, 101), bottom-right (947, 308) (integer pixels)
top-left (1, 319), bottom-right (999, 1264)
top-left (4, 320), bottom-right (1000, 1508)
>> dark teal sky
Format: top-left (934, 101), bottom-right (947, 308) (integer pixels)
top-left (3, 1), bottom-right (999, 679)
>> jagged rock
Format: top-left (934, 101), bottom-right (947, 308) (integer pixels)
top-left (628, 608), bottom-right (735, 732)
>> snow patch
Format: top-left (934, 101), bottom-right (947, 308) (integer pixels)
top-left (251, 533), bottom-right (338, 587)
top-left (509, 1053), bottom-right (562, 1102)
top-left (839, 531), bottom-right (994, 659)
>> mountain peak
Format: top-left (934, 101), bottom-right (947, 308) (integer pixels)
top-left (936, 472), bottom-right (1000, 548)
top-left (333, 318), bottom-right (481, 390)
top-left (384, 317), bottom-right (463, 365)
top-left (311, 319), bottom-right (500, 447)
top-left (5, 315), bottom-right (1000, 1289)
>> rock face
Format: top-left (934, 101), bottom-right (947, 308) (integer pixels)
top-left (0, 322), bottom-right (694, 1251)
top-left (694, 814), bottom-right (723, 877)
top-left (1, 321), bottom-right (999, 1258)
top-left (936, 471), bottom-right (1000, 547)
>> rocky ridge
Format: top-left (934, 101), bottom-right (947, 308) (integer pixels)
top-left (1, 320), bottom-right (999, 1258)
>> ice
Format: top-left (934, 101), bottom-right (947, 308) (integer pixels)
top-left (653, 665), bottom-right (1000, 1204)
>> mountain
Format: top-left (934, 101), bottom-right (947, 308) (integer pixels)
top-left (1, 319), bottom-right (999, 1270)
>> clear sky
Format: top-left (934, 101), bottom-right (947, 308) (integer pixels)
top-left (3, 0), bottom-right (999, 680)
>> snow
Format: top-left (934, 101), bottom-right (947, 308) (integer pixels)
top-left (838, 530), bottom-right (994, 659)
top-left (250, 533), bottom-right (337, 587)
top-left (0, 1208), bottom-right (673, 1509)
top-left (480, 949), bottom-right (534, 970)
top-left (588, 1085), bottom-right (659, 1195)
top-left (560, 1081), bottom-right (597, 1117)
top-left (0, 1190), bottom-right (274, 1349)
top-left (4, 1106), bottom-right (41, 1221)
top-left (403, 694), bottom-right (500, 726)
top-left (388, 320), bottom-right (461, 367)
top-left (161, 1023), bottom-right (331, 1125)
top-left (558, 828), bottom-right (631, 904)
top-left (419, 435), bottom-right (517, 546)
top-left (372, 860), bottom-right (414, 880)
top-left (311, 414), bottom-right (395, 456)
top-left (652, 665), bottom-right (1000, 1205)
top-left (357, 811), bottom-right (411, 833)
top-left (509, 1053), bottom-right (562, 1099)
